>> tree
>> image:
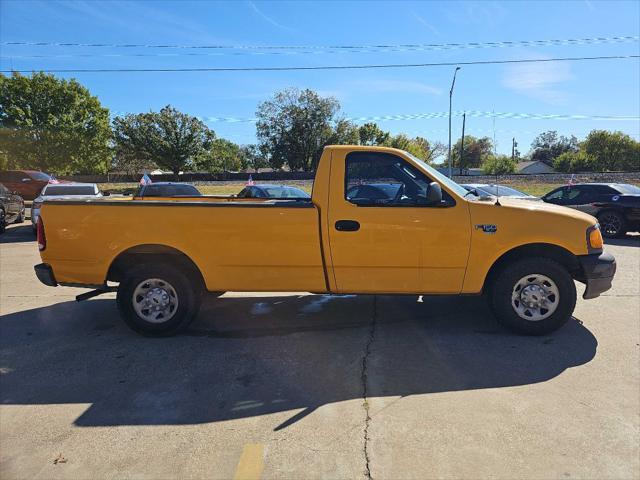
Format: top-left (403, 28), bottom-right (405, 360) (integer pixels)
top-left (358, 122), bottom-right (390, 146)
top-left (195, 138), bottom-right (243, 173)
top-left (529, 131), bottom-right (578, 166)
top-left (113, 106), bottom-right (214, 178)
top-left (582, 130), bottom-right (639, 171)
top-left (256, 88), bottom-right (340, 171)
top-left (451, 136), bottom-right (493, 169)
top-left (553, 151), bottom-right (595, 173)
top-left (482, 154), bottom-right (516, 175)
top-left (386, 134), bottom-right (427, 159)
top-left (328, 119), bottom-right (360, 145)
top-left (239, 144), bottom-right (270, 172)
top-left (0, 72), bottom-right (111, 174)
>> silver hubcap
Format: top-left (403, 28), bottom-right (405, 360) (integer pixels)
top-left (511, 274), bottom-right (560, 321)
top-left (132, 278), bottom-right (179, 323)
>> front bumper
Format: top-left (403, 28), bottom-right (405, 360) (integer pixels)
top-left (34, 263), bottom-right (58, 287)
top-left (578, 252), bottom-right (616, 299)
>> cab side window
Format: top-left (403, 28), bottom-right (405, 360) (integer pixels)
top-left (345, 151), bottom-right (453, 207)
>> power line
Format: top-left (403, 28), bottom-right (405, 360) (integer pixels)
top-left (2, 54), bottom-right (639, 74)
top-left (184, 111), bottom-right (640, 124)
top-left (1, 35), bottom-right (638, 58)
top-left (2, 35), bottom-right (637, 52)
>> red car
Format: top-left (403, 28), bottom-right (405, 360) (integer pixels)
top-left (0, 170), bottom-right (52, 201)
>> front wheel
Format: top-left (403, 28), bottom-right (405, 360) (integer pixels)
top-left (597, 210), bottom-right (626, 238)
top-left (0, 209), bottom-right (6, 234)
top-left (116, 264), bottom-right (202, 336)
top-left (489, 258), bottom-right (576, 335)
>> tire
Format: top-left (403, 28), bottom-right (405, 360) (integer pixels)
top-left (597, 210), bottom-right (626, 238)
top-left (116, 263), bottom-right (203, 336)
top-left (0, 209), bottom-right (6, 234)
top-left (489, 258), bottom-right (576, 336)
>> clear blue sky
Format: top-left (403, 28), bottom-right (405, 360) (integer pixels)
top-left (1, 0), bottom-right (639, 161)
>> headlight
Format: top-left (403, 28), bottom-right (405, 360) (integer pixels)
top-left (587, 224), bottom-right (603, 252)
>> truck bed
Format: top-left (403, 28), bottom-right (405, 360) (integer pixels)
top-left (39, 198), bottom-right (328, 293)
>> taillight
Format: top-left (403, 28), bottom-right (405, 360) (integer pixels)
top-left (37, 216), bottom-right (46, 251)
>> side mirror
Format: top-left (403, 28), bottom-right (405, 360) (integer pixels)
top-left (416, 182), bottom-right (443, 206)
top-left (102, 190), bottom-right (111, 197)
top-left (426, 182), bottom-right (442, 205)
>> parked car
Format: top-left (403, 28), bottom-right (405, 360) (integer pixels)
top-left (34, 145), bottom-right (615, 337)
top-left (461, 184), bottom-right (539, 201)
top-left (237, 184), bottom-right (310, 199)
top-left (541, 183), bottom-right (640, 237)
top-left (31, 183), bottom-right (104, 233)
top-left (0, 183), bottom-right (25, 234)
top-left (0, 170), bottom-right (52, 201)
top-left (135, 182), bottom-right (202, 198)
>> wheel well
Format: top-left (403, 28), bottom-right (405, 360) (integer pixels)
top-left (107, 244), bottom-right (205, 288)
top-left (596, 208), bottom-right (625, 218)
top-left (483, 243), bottom-right (581, 293)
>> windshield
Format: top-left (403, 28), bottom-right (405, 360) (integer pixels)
top-left (262, 186), bottom-right (310, 198)
top-left (43, 185), bottom-right (96, 196)
top-left (404, 152), bottom-right (469, 198)
top-left (614, 184), bottom-right (640, 194)
top-left (30, 172), bottom-right (51, 181)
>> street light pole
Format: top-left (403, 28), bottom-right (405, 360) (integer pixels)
top-left (448, 66), bottom-right (461, 178)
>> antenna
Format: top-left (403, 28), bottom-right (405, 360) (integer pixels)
top-left (495, 172), bottom-right (501, 206)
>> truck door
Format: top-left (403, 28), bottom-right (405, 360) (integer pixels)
top-left (326, 150), bottom-right (471, 294)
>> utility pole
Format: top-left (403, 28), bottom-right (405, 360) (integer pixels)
top-left (459, 112), bottom-right (466, 174)
top-left (511, 137), bottom-right (518, 161)
top-left (448, 66), bottom-right (461, 178)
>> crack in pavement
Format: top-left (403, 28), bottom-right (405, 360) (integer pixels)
top-left (361, 295), bottom-right (377, 480)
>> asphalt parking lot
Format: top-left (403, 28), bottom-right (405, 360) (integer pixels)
top-left (1, 222), bottom-right (638, 480)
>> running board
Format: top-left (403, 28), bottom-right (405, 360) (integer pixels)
top-left (76, 287), bottom-right (117, 302)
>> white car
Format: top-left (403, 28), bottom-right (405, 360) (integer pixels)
top-left (461, 183), bottom-right (540, 201)
top-left (31, 183), bottom-right (105, 232)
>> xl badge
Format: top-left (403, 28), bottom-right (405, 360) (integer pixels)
top-left (475, 224), bottom-right (498, 234)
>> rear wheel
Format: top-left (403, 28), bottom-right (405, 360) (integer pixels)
top-left (597, 210), bottom-right (626, 238)
top-left (489, 258), bottom-right (576, 335)
top-left (116, 264), bottom-right (202, 336)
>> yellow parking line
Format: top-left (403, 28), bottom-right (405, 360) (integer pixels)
top-left (233, 443), bottom-right (264, 480)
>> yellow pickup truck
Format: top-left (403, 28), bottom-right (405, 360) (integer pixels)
top-left (34, 146), bottom-right (616, 336)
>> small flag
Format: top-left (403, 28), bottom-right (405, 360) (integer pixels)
top-left (139, 173), bottom-right (152, 186)
top-left (568, 173), bottom-right (575, 186)
top-left (48, 175), bottom-right (60, 184)
top-left (246, 175), bottom-right (255, 186)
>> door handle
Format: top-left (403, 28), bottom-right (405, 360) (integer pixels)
top-left (335, 220), bottom-right (360, 232)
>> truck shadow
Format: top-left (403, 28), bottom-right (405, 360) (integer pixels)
top-left (0, 294), bottom-right (597, 430)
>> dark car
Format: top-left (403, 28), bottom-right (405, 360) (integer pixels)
top-left (0, 183), bottom-right (25, 234)
top-left (541, 183), bottom-right (640, 237)
top-left (237, 184), bottom-right (310, 199)
top-left (135, 182), bottom-right (202, 198)
top-left (0, 170), bottom-right (52, 201)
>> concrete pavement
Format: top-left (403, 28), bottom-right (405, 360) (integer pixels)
top-left (1, 223), bottom-right (638, 479)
